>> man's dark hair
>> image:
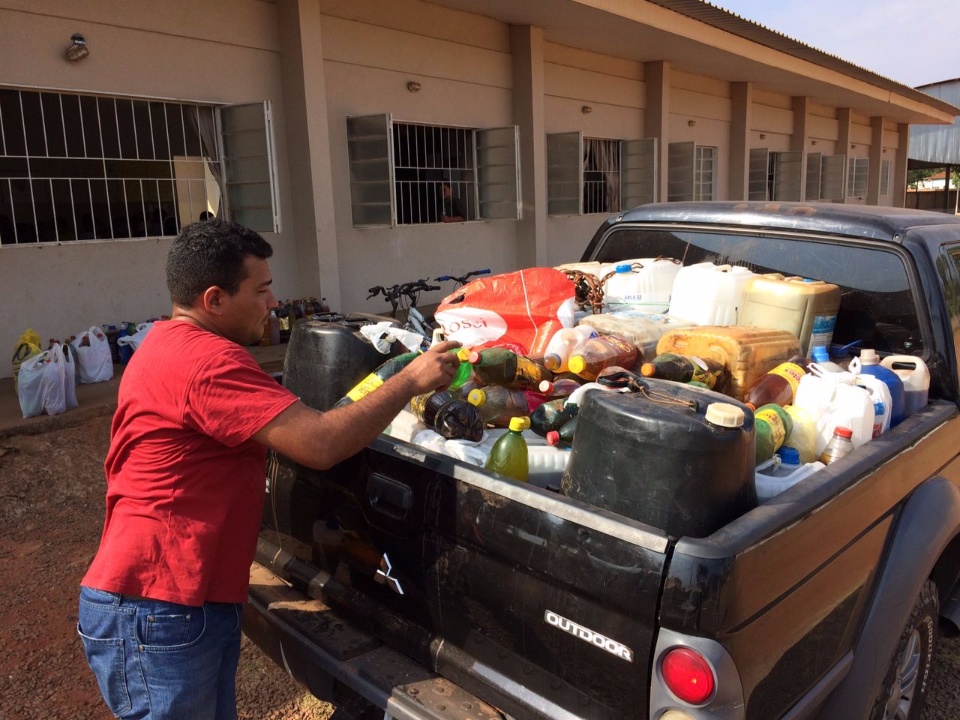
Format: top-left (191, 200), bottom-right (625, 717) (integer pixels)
top-left (166, 219), bottom-right (273, 307)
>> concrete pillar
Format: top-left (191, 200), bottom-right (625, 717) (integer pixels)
top-left (791, 96), bottom-right (809, 200)
top-left (894, 124), bottom-right (909, 208)
top-left (837, 108), bottom-right (852, 203)
top-left (645, 61), bottom-right (670, 203)
top-left (277, 0), bottom-right (341, 307)
top-left (510, 25), bottom-right (547, 268)
top-left (867, 116), bottom-right (884, 205)
top-left (729, 82), bottom-right (752, 201)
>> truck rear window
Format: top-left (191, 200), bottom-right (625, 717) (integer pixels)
top-left (593, 227), bottom-right (923, 356)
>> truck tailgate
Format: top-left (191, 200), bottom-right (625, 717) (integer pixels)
top-left (257, 435), bottom-right (672, 719)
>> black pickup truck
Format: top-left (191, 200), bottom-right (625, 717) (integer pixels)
top-left (244, 202), bottom-right (960, 720)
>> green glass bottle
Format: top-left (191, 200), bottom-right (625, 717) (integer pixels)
top-left (484, 416), bottom-right (531, 482)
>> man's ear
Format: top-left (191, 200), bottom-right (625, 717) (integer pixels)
top-left (201, 286), bottom-right (224, 314)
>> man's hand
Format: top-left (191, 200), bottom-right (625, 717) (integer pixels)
top-left (399, 340), bottom-right (462, 394)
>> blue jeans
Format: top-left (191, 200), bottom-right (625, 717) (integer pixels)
top-left (77, 586), bottom-right (242, 720)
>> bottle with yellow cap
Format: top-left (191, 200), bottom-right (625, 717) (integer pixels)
top-left (467, 386), bottom-right (529, 427)
top-left (567, 334), bottom-right (639, 381)
top-left (484, 416), bottom-right (531, 482)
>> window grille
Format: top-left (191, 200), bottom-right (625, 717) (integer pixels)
top-left (547, 134), bottom-right (656, 215)
top-left (880, 158), bottom-right (892, 197)
top-left (346, 114), bottom-right (520, 227)
top-left (0, 88), bottom-right (220, 246)
top-left (694, 146), bottom-right (715, 201)
top-left (393, 122), bottom-right (475, 224)
top-left (847, 157), bottom-right (869, 199)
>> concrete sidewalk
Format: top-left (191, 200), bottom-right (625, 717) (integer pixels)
top-left (0, 343), bottom-right (288, 439)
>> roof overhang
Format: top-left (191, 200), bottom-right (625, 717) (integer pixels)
top-left (425, 0), bottom-right (960, 125)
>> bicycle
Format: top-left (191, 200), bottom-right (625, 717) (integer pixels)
top-left (367, 279), bottom-right (440, 347)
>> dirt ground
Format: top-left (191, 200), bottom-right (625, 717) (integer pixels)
top-left (1, 412), bottom-right (959, 719)
top-left (0, 415), bottom-right (332, 720)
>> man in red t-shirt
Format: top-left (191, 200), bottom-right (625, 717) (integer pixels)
top-left (78, 220), bottom-right (459, 720)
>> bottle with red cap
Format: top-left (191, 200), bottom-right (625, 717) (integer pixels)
top-left (819, 426), bottom-right (855, 465)
top-left (538, 378), bottom-right (582, 399)
top-left (546, 416), bottom-right (578, 449)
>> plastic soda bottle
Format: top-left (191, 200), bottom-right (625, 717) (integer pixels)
top-left (754, 403), bottom-right (794, 465)
top-left (542, 326), bottom-right (597, 373)
top-left (546, 416), bottom-right (578, 449)
top-left (530, 397), bottom-right (578, 437)
top-left (335, 352), bottom-right (420, 407)
top-left (819, 426), bottom-right (855, 465)
top-left (743, 356), bottom-right (810, 410)
top-left (433, 399), bottom-right (484, 441)
top-left (567, 334), bottom-right (639, 381)
top-left (640, 352), bottom-right (724, 389)
top-left (468, 348), bottom-right (552, 389)
top-left (484, 416), bottom-right (531, 482)
top-left (538, 378), bottom-right (582, 398)
top-left (411, 390), bottom-right (458, 427)
top-left (468, 386), bottom-right (529, 427)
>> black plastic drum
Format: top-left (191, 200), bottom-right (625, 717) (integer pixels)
top-left (284, 313), bottom-right (405, 411)
top-left (561, 379), bottom-right (756, 538)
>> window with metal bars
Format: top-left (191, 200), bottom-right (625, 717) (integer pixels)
top-left (0, 88), bottom-right (280, 246)
top-left (393, 122), bottom-right (475, 224)
top-left (694, 146), bottom-right (715, 201)
top-left (583, 138), bottom-right (621, 214)
top-left (346, 113), bottom-right (520, 227)
top-left (847, 157), bottom-right (869, 199)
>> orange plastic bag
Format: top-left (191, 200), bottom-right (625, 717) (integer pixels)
top-left (434, 268), bottom-right (576, 357)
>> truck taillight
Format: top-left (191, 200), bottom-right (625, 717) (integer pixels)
top-left (660, 647), bottom-right (716, 705)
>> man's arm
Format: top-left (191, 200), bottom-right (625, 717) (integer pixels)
top-left (254, 341), bottom-right (460, 469)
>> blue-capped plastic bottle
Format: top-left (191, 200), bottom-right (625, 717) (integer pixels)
top-left (857, 349), bottom-right (905, 427)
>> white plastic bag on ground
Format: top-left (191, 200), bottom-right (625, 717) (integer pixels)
top-left (116, 322), bottom-right (154, 355)
top-left (359, 322), bottom-right (424, 353)
top-left (61, 342), bottom-right (78, 410)
top-left (16, 347), bottom-right (67, 418)
top-left (73, 326), bottom-right (114, 383)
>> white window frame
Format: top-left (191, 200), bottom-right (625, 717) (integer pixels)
top-left (667, 142), bottom-right (715, 202)
top-left (345, 113), bottom-right (520, 227)
top-left (880, 158), bottom-right (892, 197)
top-left (847, 156), bottom-right (869, 199)
top-left (0, 87), bottom-right (279, 247)
top-left (547, 132), bottom-right (657, 216)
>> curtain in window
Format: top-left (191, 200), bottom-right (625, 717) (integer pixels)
top-left (583, 139), bottom-right (620, 213)
top-left (193, 108), bottom-right (223, 214)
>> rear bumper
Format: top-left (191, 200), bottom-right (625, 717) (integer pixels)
top-left (244, 563), bottom-right (506, 720)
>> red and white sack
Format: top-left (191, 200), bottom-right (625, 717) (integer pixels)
top-left (434, 268), bottom-right (577, 358)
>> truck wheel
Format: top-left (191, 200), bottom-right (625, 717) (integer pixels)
top-left (871, 579), bottom-right (939, 720)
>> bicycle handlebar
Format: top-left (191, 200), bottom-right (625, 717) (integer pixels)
top-left (435, 268), bottom-right (491, 285)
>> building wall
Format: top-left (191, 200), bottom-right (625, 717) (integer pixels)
top-left (319, 1), bottom-right (521, 314)
top-left (0, 0), bottom-right (293, 376)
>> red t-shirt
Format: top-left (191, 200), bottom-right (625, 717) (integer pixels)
top-left (82, 320), bottom-right (298, 605)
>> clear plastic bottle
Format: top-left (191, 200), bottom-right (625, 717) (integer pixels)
top-left (484, 416), bottom-right (531, 482)
top-left (743, 355), bottom-right (810, 410)
top-left (538, 378), bottom-right (582, 398)
top-left (542, 326), bottom-right (597, 373)
top-left (818, 426), bottom-right (855, 465)
top-left (468, 348), bottom-right (552, 389)
top-left (567, 334), bottom-right (639, 381)
top-left (467, 386), bottom-right (529, 427)
top-left (640, 352), bottom-right (724, 389)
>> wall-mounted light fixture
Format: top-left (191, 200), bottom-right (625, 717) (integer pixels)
top-left (811, 140), bottom-right (818, 146)
top-left (687, 119), bottom-right (697, 127)
top-left (65, 33), bottom-right (89, 63)
top-left (759, 133), bottom-right (767, 140)
top-left (406, 81), bottom-right (421, 93)
top-left (850, 143), bottom-right (856, 149)
top-left (581, 105), bottom-right (593, 114)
